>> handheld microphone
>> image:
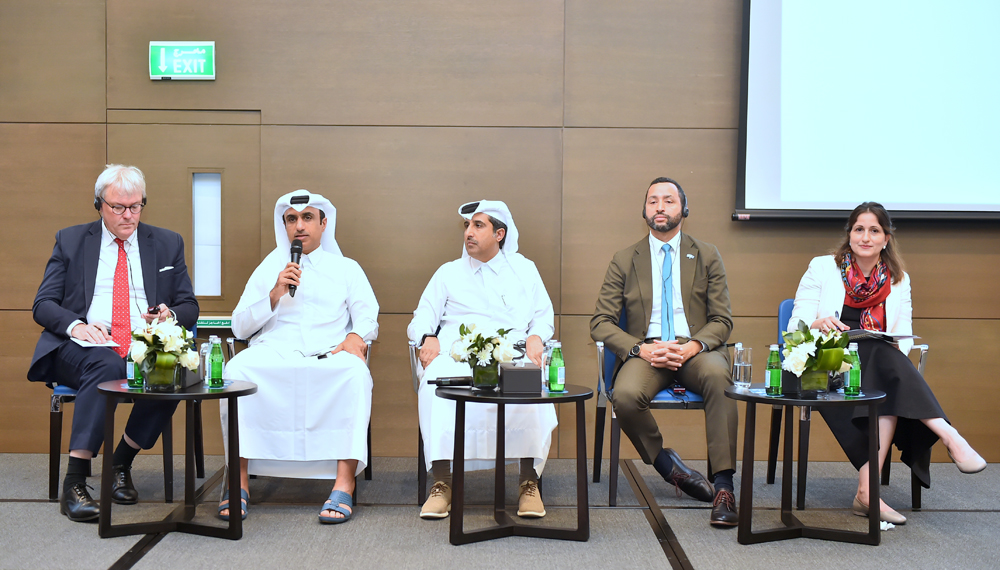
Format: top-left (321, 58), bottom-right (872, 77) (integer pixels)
top-left (289, 239), bottom-right (303, 297)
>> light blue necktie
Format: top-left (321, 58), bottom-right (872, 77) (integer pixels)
top-left (661, 243), bottom-right (675, 341)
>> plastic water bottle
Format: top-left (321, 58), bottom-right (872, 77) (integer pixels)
top-left (208, 337), bottom-right (225, 388)
top-left (845, 342), bottom-right (861, 396)
top-left (199, 340), bottom-right (211, 382)
top-left (765, 344), bottom-right (781, 395)
top-left (548, 341), bottom-right (565, 392)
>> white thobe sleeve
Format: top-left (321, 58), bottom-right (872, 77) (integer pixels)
top-left (407, 265), bottom-right (448, 342)
top-left (344, 261), bottom-right (380, 342)
top-left (521, 262), bottom-right (555, 342)
top-left (231, 253), bottom-right (280, 340)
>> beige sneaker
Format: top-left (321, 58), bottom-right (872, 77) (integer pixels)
top-left (420, 482), bottom-right (452, 519)
top-left (517, 480), bottom-right (546, 518)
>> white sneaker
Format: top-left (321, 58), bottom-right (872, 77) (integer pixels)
top-left (517, 480), bottom-right (546, 518)
top-left (420, 482), bottom-right (452, 519)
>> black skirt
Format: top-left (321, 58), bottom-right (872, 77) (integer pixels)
top-left (818, 304), bottom-right (946, 488)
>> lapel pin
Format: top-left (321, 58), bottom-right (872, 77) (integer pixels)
top-left (686, 253), bottom-right (695, 259)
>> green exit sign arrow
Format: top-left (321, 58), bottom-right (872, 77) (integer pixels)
top-left (149, 41), bottom-right (215, 80)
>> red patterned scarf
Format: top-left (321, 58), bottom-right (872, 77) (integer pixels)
top-left (840, 252), bottom-right (891, 331)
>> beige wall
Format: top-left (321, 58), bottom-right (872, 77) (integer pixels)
top-left (2, 0), bottom-right (998, 468)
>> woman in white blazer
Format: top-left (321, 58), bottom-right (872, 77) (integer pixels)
top-left (789, 202), bottom-right (985, 525)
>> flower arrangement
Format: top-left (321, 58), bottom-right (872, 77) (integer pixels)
top-left (131, 318), bottom-right (199, 390)
top-left (450, 323), bottom-right (516, 366)
top-left (782, 320), bottom-right (856, 387)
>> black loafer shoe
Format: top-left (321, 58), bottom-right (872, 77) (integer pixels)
top-left (663, 448), bottom-right (715, 503)
top-left (60, 482), bottom-right (100, 522)
top-left (111, 465), bottom-right (138, 505)
top-left (710, 489), bottom-right (739, 527)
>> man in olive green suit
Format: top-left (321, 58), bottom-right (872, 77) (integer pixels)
top-left (590, 177), bottom-right (739, 527)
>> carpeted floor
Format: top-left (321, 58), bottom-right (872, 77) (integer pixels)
top-left (1, 454), bottom-right (997, 570)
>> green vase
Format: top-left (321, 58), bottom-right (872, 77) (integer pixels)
top-left (800, 369), bottom-right (829, 398)
top-left (141, 351), bottom-right (182, 393)
top-left (472, 362), bottom-right (499, 391)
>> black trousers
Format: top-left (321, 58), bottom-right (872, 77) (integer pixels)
top-left (54, 341), bottom-right (178, 454)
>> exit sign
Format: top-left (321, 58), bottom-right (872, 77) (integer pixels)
top-left (149, 41), bottom-right (215, 80)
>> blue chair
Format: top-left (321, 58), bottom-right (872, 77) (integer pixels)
top-left (771, 298), bottom-right (930, 509)
top-left (48, 384), bottom-right (176, 502)
top-left (592, 310), bottom-right (710, 507)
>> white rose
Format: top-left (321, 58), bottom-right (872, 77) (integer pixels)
top-left (450, 339), bottom-right (467, 362)
top-left (178, 350), bottom-right (200, 371)
top-left (782, 343), bottom-right (814, 376)
top-left (493, 339), bottom-right (516, 363)
top-left (130, 340), bottom-right (148, 362)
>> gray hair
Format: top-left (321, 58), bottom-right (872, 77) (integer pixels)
top-left (94, 164), bottom-right (146, 201)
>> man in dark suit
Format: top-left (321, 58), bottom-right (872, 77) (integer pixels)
top-left (29, 164), bottom-right (198, 522)
top-left (590, 177), bottom-right (739, 527)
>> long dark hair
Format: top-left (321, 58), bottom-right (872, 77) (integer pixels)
top-left (833, 202), bottom-right (905, 284)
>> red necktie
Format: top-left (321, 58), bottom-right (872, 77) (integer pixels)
top-left (111, 238), bottom-right (130, 358)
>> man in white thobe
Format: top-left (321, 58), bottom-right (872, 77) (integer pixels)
top-left (408, 200), bottom-right (557, 520)
top-left (219, 189), bottom-right (379, 524)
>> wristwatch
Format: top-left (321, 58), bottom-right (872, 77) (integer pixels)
top-left (629, 342), bottom-right (642, 358)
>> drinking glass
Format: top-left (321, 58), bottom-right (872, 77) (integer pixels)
top-left (732, 346), bottom-right (752, 389)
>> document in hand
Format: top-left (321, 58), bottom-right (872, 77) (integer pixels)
top-left (71, 338), bottom-right (120, 348)
top-left (846, 330), bottom-right (919, 343)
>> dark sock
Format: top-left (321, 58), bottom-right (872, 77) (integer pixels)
top-left (713, 469), bottom-right (735, 493)
top-left (519, 458), bottom-right (538, 485)
top-left (112, 437), bottom-right (140, 468)
top-left (63, 456), bottom-right (90, 492)
top-left (652, 449), bottom-right (675, 479)
top-left (431, 460), bottom-right (452, 488)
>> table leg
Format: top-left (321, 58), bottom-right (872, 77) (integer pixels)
top-left (494, 403), bottom-right (506, 524)
top-left (98, 394), bottom-right (117, 537)
top-left (781, 404), bottom-right (794, 524)
top-left (737, 401), bottom-right (757, 545)
top-left (867, 400), bottom-right (880, 544)
top-left (226, 395), bottom-right (243, 539)
top-left (450, 400), bottom-right (467, 545)
top-left (797, 406), bottom-right (811, 510)
top-left (184, 400), bottom-right (196, 519)
top-left (575, 400), bottom-right (590, 539)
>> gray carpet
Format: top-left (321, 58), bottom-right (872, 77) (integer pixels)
top-left (2, 453), bottom-right (998, 570)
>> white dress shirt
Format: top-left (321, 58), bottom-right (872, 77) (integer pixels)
top-left (646, 231), bottom-right (691, 339)
top-left (67, 221), bottom-right (148, 336)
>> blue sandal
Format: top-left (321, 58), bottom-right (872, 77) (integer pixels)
top-left (318, 490), bottom-right (353, 524)
top-left (218, 488), bottom-right (249, 521)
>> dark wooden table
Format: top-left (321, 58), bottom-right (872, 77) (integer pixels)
top-left (726, 384), bottom-right (887, 546)
top-left (435, 384), bottom-right (593, 545)
top-left (97, 380), bottom-right (257, 540)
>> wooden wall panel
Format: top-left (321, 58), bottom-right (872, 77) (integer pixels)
top-left (0, 124), bottom-right (107, 310)
top-left (565, 0), bottom-right (742, 128)
top-left (107, 0), bottom-right (564, 127)
top-left (0, 0), bottom-right (106, 123)
top-left (107, 120), bottom-right (261, 314)
top-left (369, 315), bottom-right (420, 457)
top-left (260, 126), bottom-right (563, 314)
top-left (562, 128), bottom-right (741, 316)
top-left (0, 312), bottom-right (51, 452)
